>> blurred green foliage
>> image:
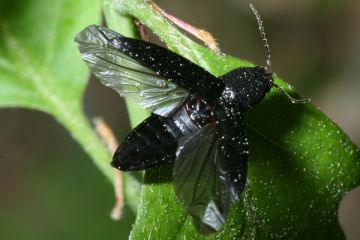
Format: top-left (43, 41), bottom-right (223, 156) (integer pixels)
top-left (0, 110), bottom-right (135, 240)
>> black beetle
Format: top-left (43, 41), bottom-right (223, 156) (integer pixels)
top-left (75, 4), bottom-right (307, 234)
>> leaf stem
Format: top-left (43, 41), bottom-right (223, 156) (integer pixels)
top-left (52, 103), bottom-right (114, 181)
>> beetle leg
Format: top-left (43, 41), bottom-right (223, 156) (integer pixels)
top-left (134, 19), bottom-right (149, 41)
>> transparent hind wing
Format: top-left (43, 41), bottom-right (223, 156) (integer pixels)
top-left (75, 25), bottom-right (189, 116)
top-left (174, 124), bottom-right (230, 234)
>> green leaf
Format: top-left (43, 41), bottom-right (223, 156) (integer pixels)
top-left (103, 0), bottom-right (360, 239)
top-left (0, 0), bottom-right (141, 212)
top-left (0, 0), bottom-right (114, 180)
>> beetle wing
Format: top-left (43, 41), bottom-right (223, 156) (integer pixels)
top-left (75, 25), bottom-right (189, 116)
top-left (215, 108), bottom-right (248, 201)
top-left (174, 124), bottom-right (230, 234)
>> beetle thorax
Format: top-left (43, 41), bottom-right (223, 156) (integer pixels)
top-left (184, 95), bottom-right (216, 127)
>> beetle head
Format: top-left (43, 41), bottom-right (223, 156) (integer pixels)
top-left (219, 66), bottom-right (272, 110)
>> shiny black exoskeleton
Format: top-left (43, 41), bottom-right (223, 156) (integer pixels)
top-left (76, 24), bottom-right (273, 234)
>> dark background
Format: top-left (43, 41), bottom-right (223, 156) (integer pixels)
top-left (1, 0), bottom-right (359, 239)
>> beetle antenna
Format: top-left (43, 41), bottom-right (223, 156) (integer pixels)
top-left (273, 83), bottom-right (310, 104)
top-left (250, 4), bottom-right (309, 104)
top-left (249, 4), bottom-right (272, 72)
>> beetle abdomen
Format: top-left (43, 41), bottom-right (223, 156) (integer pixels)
top-left (112, 96), bottom-right (216, 171)
top-left (112, 115), bottom-right (180, 171)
